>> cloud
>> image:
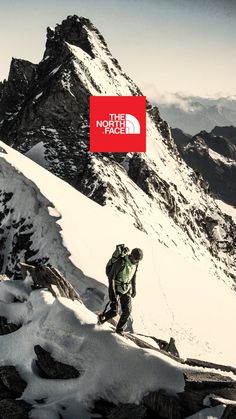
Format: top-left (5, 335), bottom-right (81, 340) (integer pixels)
top-left (140, 83), bottom-right (196, 111)
top-left (141, 83), bottom-right (236, 111)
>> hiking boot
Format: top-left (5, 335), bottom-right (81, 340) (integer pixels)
top-left (97, 314), bottom-right (106, 325)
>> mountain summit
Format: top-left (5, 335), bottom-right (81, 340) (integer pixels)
top-left (45, 15), bottom-right (102, 59)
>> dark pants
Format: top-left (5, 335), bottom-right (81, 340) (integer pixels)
top-left (103, 292), bottom-right (132, 332)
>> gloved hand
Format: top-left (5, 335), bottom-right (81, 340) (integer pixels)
top-left (131, 289), bottom-right (136, 298)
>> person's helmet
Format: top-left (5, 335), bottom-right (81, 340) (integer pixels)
top-left (131, 248), bottom-right (143, 262)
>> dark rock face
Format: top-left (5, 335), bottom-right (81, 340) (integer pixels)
top-left (211, 126), bottom-right (236, 146)
top-left (195, 131), bottom-right (236, 160)
top-left (0, 58), bottom-right (37, 139)
top-left (91, 400), bottom-right (148, 419)
top-left (171, 128), bottom-right (192, 148)
top-left (147, 102), bottom-right (176, 153)
top-left (128, 154), bottom-right (179, 218)
top-left (143, 390), bottom-right (181, 419)
top-left (45, 15), bottom-right (98, 59)
top-left (176, 131), bottom-right (236, 206)
top-left (34, 345), bottom-right (80, 379)
top-left (0, 399), bottom-right (32, 419)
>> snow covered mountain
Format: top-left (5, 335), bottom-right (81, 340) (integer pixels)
top-left (0, 142), bottom-right (236, 418)
top-left (158, 96), bottom-right (236, 135)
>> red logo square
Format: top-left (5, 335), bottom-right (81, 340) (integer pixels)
top-left (90, 96), bottom-right (146, 152)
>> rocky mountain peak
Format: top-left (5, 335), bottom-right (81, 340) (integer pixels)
top-left (8, 57), bottom-right (35, 80)
top-left (0, 58), bottom-right (37, 129)
top-left (192, 130), bottom-right (236, 160)
top-left (44, 14), bottom-right (108, 60)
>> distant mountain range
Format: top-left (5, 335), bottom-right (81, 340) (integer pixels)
top-left (158, 94), bottom-right (236, 135)
top-left (171, 126), bottom-right (236, 207)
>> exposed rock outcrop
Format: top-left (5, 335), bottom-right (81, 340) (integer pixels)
top-left (34, 345), bottom-right (80, 379)
top-left (21, 263), bottom-right (81, 301)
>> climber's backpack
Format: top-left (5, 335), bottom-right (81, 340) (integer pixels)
top-left (105, 244), bottom-right (129, 277)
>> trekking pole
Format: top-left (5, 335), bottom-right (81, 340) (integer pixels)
top-left (102, 301), bottom-right (111, 317)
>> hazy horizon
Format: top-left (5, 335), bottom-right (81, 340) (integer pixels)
top-left (0, 0), bottom-right (235, 100)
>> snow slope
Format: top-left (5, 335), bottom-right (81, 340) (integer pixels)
top-left (0, 277), bottom-right (183, 417)
top-left (0, 142), bottom-right (236, 370)
top-left (2, 274), bottom-right (233, 418)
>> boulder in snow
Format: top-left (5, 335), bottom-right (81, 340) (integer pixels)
top-left (34, 345), bottom-right (81, 379)
top-left (179, 370), bottom-right (236, 416)
top-left (0, 366), bottom-right (27, 396)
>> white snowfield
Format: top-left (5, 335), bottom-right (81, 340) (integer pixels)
top-left (208, 148), bottom-right (236, 167)
top-left (0, 141), bottom-right (236, 374)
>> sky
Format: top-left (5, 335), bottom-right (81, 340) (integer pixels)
top-left (0, 0), bottom-right (236, 99)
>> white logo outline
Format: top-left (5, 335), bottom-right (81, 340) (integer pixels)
top-left (125, 114), bottom-right (140, 134)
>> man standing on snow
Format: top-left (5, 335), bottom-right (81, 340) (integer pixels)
top-left (98, 248), bottom-right (143, 335)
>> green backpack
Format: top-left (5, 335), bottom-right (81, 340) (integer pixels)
top-left (106, 244), bottom-right (129, 277)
